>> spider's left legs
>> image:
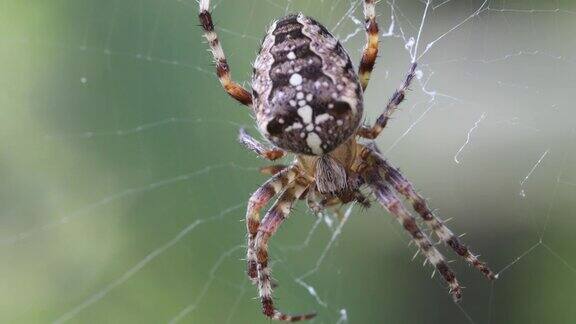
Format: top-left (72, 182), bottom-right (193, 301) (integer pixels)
top-left (358, 0), bottom-right (379, 91)
top-left (255, 178), bottom-right (316, 321)
top-left (374, 156), bottom-right (496, 280)
top-left (238, 128), bottom-right (286, 160)
top-left (363, 168), bottom-right (463, 301)
top-left (199, 0), bottom-right (253, 106)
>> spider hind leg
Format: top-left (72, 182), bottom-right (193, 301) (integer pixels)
top-left (364, 168), bottom-right (463, 301)
top-left (372, 155), bottom-right (496, 280)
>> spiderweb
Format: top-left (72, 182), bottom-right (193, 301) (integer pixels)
top-left (1, 0), bottom-right (575, 323)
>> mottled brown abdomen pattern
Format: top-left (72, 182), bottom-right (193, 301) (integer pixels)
top-left (252, 13), bottom-right (363, 155)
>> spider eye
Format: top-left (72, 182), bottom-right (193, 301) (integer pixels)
top-left (266, 118), bottom-right (283, 136)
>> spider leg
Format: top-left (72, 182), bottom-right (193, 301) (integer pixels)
top-left (239, 128), bottom-right (286, 160)
top-left (199, 0), bottom-right (253, 107)
top-left (357, 63), bottom-right (417, 139)
top-left (363, 168), bottom-right (462, 301)
top-left (260, 164), bottom-right (289, 176)
top-left (358, 0), bottom-right (379, 91)
top-left (255, 177), bottom-right (316, 321)
top-left (246, 166), bottom-right (300, 283)
top-left (373, 155), bottom-right (496, 280)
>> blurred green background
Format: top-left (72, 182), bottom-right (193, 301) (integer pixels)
top-left (1, 0), bottom-right (575, 323)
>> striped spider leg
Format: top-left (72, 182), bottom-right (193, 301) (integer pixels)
top-left (198, 0), bottom-right (253, 107)
top-left (239, 128), bottom-right (286, 161)
top-left (359, 146), bottom-right (496, 300)
top-left (245, 166), bottom-right (299, 284)
top-left (259, 164), bottom-right (289, 176)
top-left (254, 177), bottom-right (317, 321)
top-left (370, 152), bottom-right (496, 280)
top-left (358, 62), bottom-right (418, 139)
top-left (362, 165), bottom-right (463, 300)
top-left (358, 0), bottom-right (380, 91)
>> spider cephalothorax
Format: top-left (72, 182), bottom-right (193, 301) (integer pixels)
top-left (199, 0), bottom-right (495, 321)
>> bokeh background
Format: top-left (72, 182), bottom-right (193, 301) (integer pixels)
top-left (1, 0), bottom-right (575, 323)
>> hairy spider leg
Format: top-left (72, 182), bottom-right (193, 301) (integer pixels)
top-left (372, 155), bottom-right (496, 280)
top-left (364, 167), bottom-right (463, 301)
top-left (246, 167), bottom-right (299, 283)
top-left (260, 164), bottom-right (289, 176)
top-left (358, 0), bottom-right (379, 91)
top-left (239, 128), bottom-right (286, 160)
top-left (199, 0), bottom-right (253, 106)
top-left (358, 63), bottom-right (418, 139)
top-left (255, 178), bottom-right (317, 321)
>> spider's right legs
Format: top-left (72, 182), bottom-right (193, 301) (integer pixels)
top-left (239, 128), bottom-right (286, 161)
top-left (363, 168), bottom-right (463, 301)
top-left (357, 63), bottom-right (418, 139)
top-left (199, 0), bottom-right (253, 107)
top-left (246, 166), bottom-right (299, 283)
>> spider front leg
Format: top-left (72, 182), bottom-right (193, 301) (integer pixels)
top-left (358, 62), bottom-right (418, 139)
top-left (239, 128), bottom-right (286, 161)
top-left (255, 177), bottom-right (316, 321)
top-left (358, 0), bottom-right (379, 91)
top-left (372, 155), bottom-right (496, 280)
top-left (199, 0), bottom-right (253, 107)
top-left (246, 166), bottom-right (299, 283)
top-left (363, 168), bottom-right (463, 301)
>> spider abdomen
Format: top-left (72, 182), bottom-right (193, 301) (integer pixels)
top-left (253, 13), bottom-right (363, 155)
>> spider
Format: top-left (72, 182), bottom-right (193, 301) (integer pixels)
top-left (199, 0), bottom-right (495, 321)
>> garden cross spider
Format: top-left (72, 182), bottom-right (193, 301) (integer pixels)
top-left (199, 0), bottom-right (495, 321)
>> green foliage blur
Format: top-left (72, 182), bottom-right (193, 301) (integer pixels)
top-left (1, 0), bottom-right (575, 323)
